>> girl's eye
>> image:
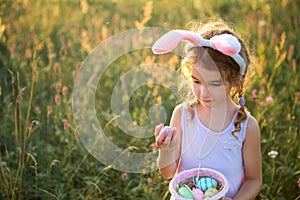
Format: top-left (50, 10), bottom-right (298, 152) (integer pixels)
top-left (193, 80), bottom-right (200, 84)
top-left (211, 83), bottom-right (221, 86)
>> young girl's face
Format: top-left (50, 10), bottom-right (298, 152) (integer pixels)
top-left (190, 65), bottom-right (231, 109)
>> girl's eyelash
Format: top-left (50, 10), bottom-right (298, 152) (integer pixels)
top-left (192, 80), bottom-right (221, 86)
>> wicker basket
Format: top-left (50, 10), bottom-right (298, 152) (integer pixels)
top-left (169, 168), bottom-right (229, 200)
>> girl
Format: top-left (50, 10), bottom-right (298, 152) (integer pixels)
top-left (152, 21), bottom-right (262, 199)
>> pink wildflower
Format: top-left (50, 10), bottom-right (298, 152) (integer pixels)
top-left (259, 101), bottom-right (265, 107)
top-left (62, 86), bottom-right (68, 95)
top-left (25, 49), bottom-right (32, 58)
top-left (147, 177), bottom-right (153, 185)
top-left (266, 96), bottom-right (273, 103)
top-left (28, 34), bottom-right (37, 41)
top-left (298, 178), bottom-right (300, 188)
top-left (121, 173), bottom-right (127, 181)
top-left (73, 62), bottom-right (81, 79)
top-left (251, 95), bottom-right (258, 101)
top-left (34, 106), bottom-right (41, 114)
top-left (55, 94), bottom-right (61, 105)
top-left (287, 44), bottom-right (294, 61)
top-left (62, 119), bottom-right (69, 130)
top-left (56, 81), bottom-right (62, 93)
top-left (250, 89), bottom-right (258, 101)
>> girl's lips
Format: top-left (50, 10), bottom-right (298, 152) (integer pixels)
top-left (201, 99), bottom-right (211, 103)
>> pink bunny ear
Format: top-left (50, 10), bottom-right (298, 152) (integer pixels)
top-left (152, 30), bottom-right (247, 75)
top-left (152, 30), bottom-right (201, 54)
top-left (210, 34), bottom-right (241, 56)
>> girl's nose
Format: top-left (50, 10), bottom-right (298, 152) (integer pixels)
top-left (200, 85), bottom-right (210, 98)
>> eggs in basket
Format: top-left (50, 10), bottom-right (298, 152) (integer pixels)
top-left (169, 168), bottom-right (229, 200)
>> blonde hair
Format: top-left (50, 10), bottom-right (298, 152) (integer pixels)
top-left (180, 20), bottom-right (250, 139)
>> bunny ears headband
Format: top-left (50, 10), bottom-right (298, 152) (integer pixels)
top-left (152, 30), bottom-right (247, 75)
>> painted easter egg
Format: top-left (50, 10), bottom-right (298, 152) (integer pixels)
top-left (192, 187), bottom-right (204, 200)
top-left (204, 187), bottom-right (219, 198)
top-left (162, 126), bottom-right (172, 141)
top-left (178, 185), bottom-right (194, 199)
top-left (195, 177), bottom-right (218, 192)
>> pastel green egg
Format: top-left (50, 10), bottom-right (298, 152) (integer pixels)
top-left (178, 185), bottom-right (194, 199)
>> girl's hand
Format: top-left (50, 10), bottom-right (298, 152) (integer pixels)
top-left (154, 124), bottom-right (177, 152)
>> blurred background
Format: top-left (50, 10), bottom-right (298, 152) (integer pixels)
top-left (0, 0), bottom-right (299, 199)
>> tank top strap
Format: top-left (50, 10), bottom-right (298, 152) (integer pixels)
top-left (180, 103), bottom-right (189, 134)
top-left (180, 102), bottom-right (189, 120)
top-left (180, 102), bottom-right (196, 132)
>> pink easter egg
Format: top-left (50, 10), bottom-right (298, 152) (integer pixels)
top-left (193, 188), bottom-right (204, 200)
top-left (162, 126), bottom-right (172, 141)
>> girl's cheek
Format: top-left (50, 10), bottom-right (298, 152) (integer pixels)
top-left (192, 86), bottom-right (200, 98)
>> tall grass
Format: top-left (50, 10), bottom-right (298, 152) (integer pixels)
top-left (0, 0), bottom-right (299, 199)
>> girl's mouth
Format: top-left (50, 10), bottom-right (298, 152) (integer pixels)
top-left (200, 99), bottom-right (211, 103)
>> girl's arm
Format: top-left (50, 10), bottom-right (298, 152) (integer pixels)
top-left (156, 104), bottom-right (182, 179)
top-left (233, 115), bottom-right (262, 200)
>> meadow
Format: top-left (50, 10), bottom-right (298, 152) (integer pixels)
top-left (0, 0), bottom-right (299, 199)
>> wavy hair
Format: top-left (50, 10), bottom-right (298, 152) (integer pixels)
top-left (180, 20), bottom-right (251, 139)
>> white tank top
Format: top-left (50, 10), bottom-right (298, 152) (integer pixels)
top-left (179, 103), bottom-right (249, 198)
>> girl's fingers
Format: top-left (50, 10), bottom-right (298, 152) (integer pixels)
top-left (157, 126), bottom-right (172, 142)
top-left (156, 128), bottom-right (167, 142)
top-left (154, 123), bottom-right (164, 138)
top-left (164, 127), bottom-right (176, 145)
top-left (156, 127), bottom-right (177, 148)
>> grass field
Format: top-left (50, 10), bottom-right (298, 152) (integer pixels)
top-left (0, 0), bottom-right (299, 199)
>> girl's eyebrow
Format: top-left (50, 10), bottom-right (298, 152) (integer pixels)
top-left (191, 75), bottom-right (199, 80)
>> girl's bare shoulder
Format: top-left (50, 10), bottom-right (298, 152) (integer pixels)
top-left (245, 114), bottom-right (260, 139)
top-left (171, 104), bottom-right (184, 120)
